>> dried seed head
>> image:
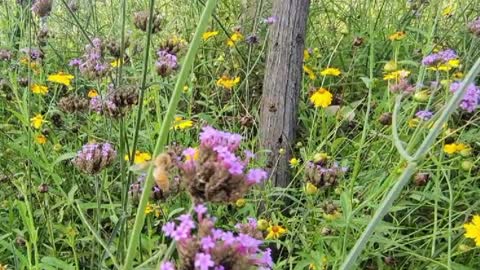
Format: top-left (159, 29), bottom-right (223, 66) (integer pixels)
top-left (353, 36), bottom-right (364, 47)
top-left (378, 112), bottom-right (392, 126)
top-left (58, 95), bottom-right (89, 113)
top-left (18, 77), bottom-right (29, 87)
top-left (72, 143), bottom-right (117, 174)
top-left (133, 10), bottom-right (163, 33)
top-left (31, 0), bottom-right (53, 18)
top-left (51, 113), bottom-right (63, 128)
top-left (0, 49), bottom-right (13, 61)
top-left (414, 172), bottom-right (430, 186)
top-left (38, 183), bottom-right (48, 193)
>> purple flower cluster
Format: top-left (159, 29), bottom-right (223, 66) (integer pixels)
top-left (160, 205), bottom-right (273, 270)
top-left (72, 143), bottom-right (117, 174)
top-left (187, 126), bottom-right (267, 183)
top-left (415, 110), bottom-right (433, 121)
top-left (468, 17), bottom-right (480, 37)
top-left (155, 50), bottom-right (178, 76)
top-left (421, 49), bottom-right (457, 66)
top-left (70, 38), bottom-right (109, 79)
top-left (450, 82), bottom-right (480, 112)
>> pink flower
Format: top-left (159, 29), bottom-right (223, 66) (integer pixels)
top-left (194, 253), bottom-right (215, 270)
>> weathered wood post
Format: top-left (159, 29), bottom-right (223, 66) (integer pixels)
top-left (260, 0), bottom-right (310, 187)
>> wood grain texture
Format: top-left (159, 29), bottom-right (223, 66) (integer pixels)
top-left (260, 0), bottom-right (310, 187)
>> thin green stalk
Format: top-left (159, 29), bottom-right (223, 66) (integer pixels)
top-left (129, 0), bottom-right (156, 164)
top-left (122, 0), bottom-right (218, 268)
top-left (341, 57), bottom-right (480, 269)
top-left (75, 202), bottom-right (120, 269)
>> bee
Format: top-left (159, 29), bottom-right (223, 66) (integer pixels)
top-left (153, 153), bottom-right (172, 192)
top-left (130, 152), bottom-right (172, 192)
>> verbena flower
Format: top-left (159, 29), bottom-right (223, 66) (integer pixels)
top-left (72, 143), bottom-right (116, 174)
top-left (421, 49), bottom-right (458, 67)
top-left (415, 110), bottom-right (433, 121)
top-left (155, 50), bottom-right (178, 76)
top-left (179, 126), bottom-right (267, 203)
top-left (71, 38), bottom-right (110, 79)
top-left (450, 82), bottom-right (480, 112)
top-left (88, 85), bottom-right (139, 117)
top-left (161, 206), bottom-right (273, 269)
top-left (468, 17), bottom-right (480, 37)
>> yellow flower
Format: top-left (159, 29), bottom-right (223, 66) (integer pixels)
top-left (388, 31), bottom-right (406, 41)
top-left (30, 114), bottom-right (45, 129)
top-left (88, 89), bottom-right (99, 98)
top-left (324, 210), bottom-right (341, 221)
top-left (172, 116), bottom-right (194, 130)
top-left (47, 72), bottom-right (74, 87)
top-left (443, 143), bottom-right (469, 155)
top-left (305, 182), bottom-right (318, 195)
top-left (30, 84), bottom-right (48, 95)
top-left (111, 59), bottom-right (123, 68)
top-left (216, 75), bottom-right (240, 89)
top-left (383, 69), bottom-right (410, 80)
top-left (202, 31), bottom-right (219, 41)
top-left (304, 49), bottom-right (311, 61)
top-left (442, 5), bottom-right (453, 17)
top-left (289, 158), bottom-right (300, 168)
top-left (303, 65), bottom-right (316, 80)
top-left (265, 225), bottom-right (287, 240)
top-left (310, 88), bottom-right (333, 108)
top-left (145, 202), bottom-right (161, 218)
top-left (35, 134), bottom-right (47, 144)
top-left (464, 215), bottom-right (480, 246)
top-left (428, 59), bottom-right (460, 71)
top-left (125, 151), bottom-right (152, 164)
top-left (227, 31), bottom-right (243, 47)
top-left (257, 219), bottom-right (269, 231)
top-left (235, 198), bottom-right (246, 208)
top-left (320, 67), bottom-right (341, 77)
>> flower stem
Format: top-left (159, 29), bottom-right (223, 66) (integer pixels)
top-left (122, 0), bottom-right (218, 267)
top-left (340, 57), bottom-right (480, 270)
